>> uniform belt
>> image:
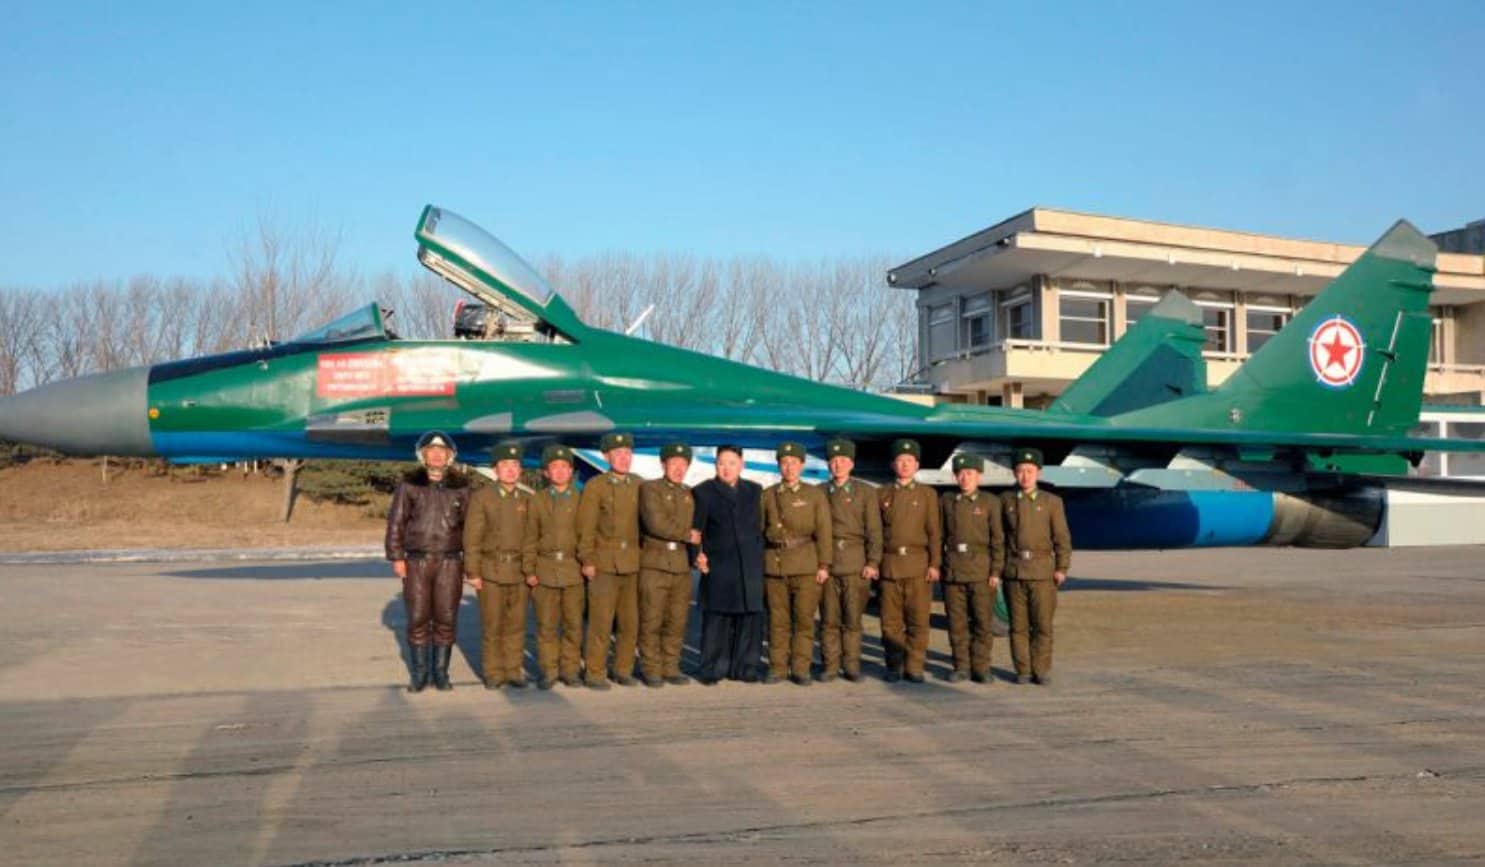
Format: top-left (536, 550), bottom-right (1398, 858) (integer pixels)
top-left (493, 552), bottom-right (521, 562)
top-left (1016, 549), bottom-right (1052, 560)
top-left (953, 543), bottom-right (989, 553)
top-left (645, 539), bottom-right (683, 551)
top-left (405, 551), bottom-right (463, 560)
top-left (891, 545), bottom-right (925, 556)
top-left (600, 539), bottom-right (633, 550)
top-left (540, 551), bottom-right (573, 561)
top-left (773, 537), bottom-right (813, 551)
top-left (835, 538), bottom-right (864, 550)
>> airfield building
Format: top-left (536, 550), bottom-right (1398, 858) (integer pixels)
top-left (889, 209), bottom-right (1485, 414)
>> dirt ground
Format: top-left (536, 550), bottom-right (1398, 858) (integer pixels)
top-left (0, 546), bottom-right (1482, 865)
top-left (0, 461), bottom-right (385, 551)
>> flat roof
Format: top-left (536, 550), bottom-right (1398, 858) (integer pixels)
top-left (889, 208), bottom-right (1485, 305)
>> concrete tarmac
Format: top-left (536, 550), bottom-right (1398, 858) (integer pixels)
top-left (0, 547), bottom-right (1482, 865)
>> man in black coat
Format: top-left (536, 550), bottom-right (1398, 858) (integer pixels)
top-left (691, 444), bottom-right (766, 683)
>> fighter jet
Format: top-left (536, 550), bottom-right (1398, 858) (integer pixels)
top-left (4, 205), bottom-right (1481, 549)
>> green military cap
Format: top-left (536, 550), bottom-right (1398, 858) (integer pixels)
top-left (776, 441), bottom-right (806, 460)
top-left (600, 431), bottom-right (634, 451)
top-left (541, 444), bottom-right (574, 466)
top-left (659, 442), bottom-right (692, 462)
top-left (825, 438), bottom-right (856, 459)
top-left (952, 453), bottom-right (985, 473)
top-left (1013, 447), bottom-right (1043, 468)
top-left (491, 441), bottom-right (523, 463)
top-left (891, 438), bottom-right (922, 458)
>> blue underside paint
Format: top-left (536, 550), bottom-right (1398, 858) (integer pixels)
top-left (1063, 488), bottom-right (1274, 549)
top-left (151, 432), bottom-right (410, 463)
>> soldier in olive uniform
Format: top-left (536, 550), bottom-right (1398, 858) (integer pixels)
top-left (523, 444), bottom-right (584, 689)
top-left (463, 441), bottom-right (532, 690)
top-left (387, 431), bottom-right (473, 692)
top-left (940, 453), bottom-right (1005, 684)
top-left (762, 442), bottom-right (833, 685)
top-left (577, 431), bottom-right (642, 689)
top-left (878, 438), bottom-right (942, 683)
top-left (819, 438), bottom-right (882, 683)
top-left (1000, 447), bottom-right (1072, 686)
top-left (638, 442), bottom-right (696, 687)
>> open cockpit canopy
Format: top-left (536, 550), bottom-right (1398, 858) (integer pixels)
top-left (414, 205), bottom-right (585, 342)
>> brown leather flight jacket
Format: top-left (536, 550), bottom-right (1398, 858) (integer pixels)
top-left (385, 467), bottom-right (473, 561)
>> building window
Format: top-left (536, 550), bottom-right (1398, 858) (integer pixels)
top-left (927, 303), bottom-right (956, 360)
top-left (1058, 289), bottom-right (1110, 346)
top-left (1001, 288), bottom-right (1035, 341)
top-left (1124, 287), bottom-right (1163, 330)
top-left (1245, 304), bottom-right (1290, 353)
top-left (961, 292), bottom-right (993, 350)
top-left (1195, 299), bottom-right (1234, 353)
top-left (1449, 422), bottom-right (1485, 477)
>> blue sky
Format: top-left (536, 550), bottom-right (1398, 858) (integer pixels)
top-left (2, 1), bottom-right (1482, 288)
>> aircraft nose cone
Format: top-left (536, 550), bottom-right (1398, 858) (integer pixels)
top-left (0, 367), bottom-right (155, 456)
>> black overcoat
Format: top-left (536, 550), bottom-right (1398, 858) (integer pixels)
top-left (691, 477), bottom-right (765, 613)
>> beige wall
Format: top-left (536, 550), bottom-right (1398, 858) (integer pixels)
top-left (1455, 302), bottom-right (1485, 366)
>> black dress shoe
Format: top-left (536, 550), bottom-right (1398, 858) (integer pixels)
top-left (613, 675), bottom-right (638, 687)
top-left (537, 678), bottom-right (555, 691)
top-left (818, 673), bottom-right (837, 683)
top-left (904, 672), bottom-right (925, 684)
top-left (884, 670), bottom-right (902, 683)
top-left (791, 674), bottom-right (812, 687)
top-left (560, 676), bottom-right (581, 688)
top-left (586, 678), bottom-right (612, 691)
top-left (644, 677), bottom-right (665, 688)
top-left (971, 671), bottom-right (990, 684)
top-left (761, 672), bottom-right (782, 685)
top-left (484, 678), bottom-right (504, 690)
top-left (697, 677), bottom-right (718, 686)
top-left (1033, 674), bottom-right (1053, 686)
top-left (665, 674), bottom-right (691, 686)
top-left (506, 678), bottom-right (528, 689)
top-left (842, 671), bottom-right (861, 682)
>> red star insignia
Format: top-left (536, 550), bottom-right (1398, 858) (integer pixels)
top-left (1322, 331), bottom-right (1352, 370)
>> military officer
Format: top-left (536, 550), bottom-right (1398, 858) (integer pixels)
top-left (1000, 447), bottom-right (1072, 685)
top-left (386, 431), bottom-right (473, 692)
top-left (878, 438), bottom-right (942, 683)
top-left (638, 442), bottom-right (696, 686)
top-left (523, 444), bottom-right (584, 689)
top-left (819, 437), bottom-right (882, 683)
top-left (761, 442), bottom-right (833, 685)
top-left (464, 441), bottom-right (532, 690)
top-left (577, 431), bottom-right (642, 689)
top-left (941, 453), bottom-right (1005, 683)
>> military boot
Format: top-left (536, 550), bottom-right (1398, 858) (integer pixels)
top-left (431, 646), bottom-right (454, 691)
top-left (407, 645), bottom-right (431, 693)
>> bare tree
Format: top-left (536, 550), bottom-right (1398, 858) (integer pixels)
top-left (229, 214), bottom-right (350, 345)
top-left (0, 289), bottom-right (46, 395)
